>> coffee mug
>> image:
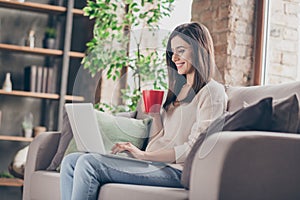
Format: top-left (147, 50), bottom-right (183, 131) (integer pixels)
top-left (142, 90), bottom-right (164, 113)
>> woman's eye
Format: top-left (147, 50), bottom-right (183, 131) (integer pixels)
top-left (178, 49), bottom-right (185, 55)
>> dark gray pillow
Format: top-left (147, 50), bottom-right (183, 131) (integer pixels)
top-left (271, 94), bottom-right (299, 133)
top-left (181, 97), bottom-right (274, 189)
top-left (46, 108), bottom-right (73, 171)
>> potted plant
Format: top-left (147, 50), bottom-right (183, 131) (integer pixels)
top-left (22, 112), bottom-right (33, 138)
top-left (82, 0), bottom-right (175, 112)
top-left (43, 27), bottom-right (57, 49)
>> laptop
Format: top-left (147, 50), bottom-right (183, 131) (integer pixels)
top-left (65, 103), bottom-right (152, 165)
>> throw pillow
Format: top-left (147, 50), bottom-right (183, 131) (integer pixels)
top-left (55, 109), bottom-right (152, 171)
top-left (244, 94), bottom-right (299, 133)
top-left (8, 145), bottom-right (29, 179)
top-left (181, 97), bottom-right (274, 189)
top-left (271, 94), bottom-right (299, 133)
top-left (55, 137), bottom-right (78, 171)
top-left (62, 110), bottom-right (152, 155)
top-left (64, 137), bottom-right (78, 156)
top-left (46, 108), bottom-right (73, 171)
top-left (94, 109), bottom-right (152, 152)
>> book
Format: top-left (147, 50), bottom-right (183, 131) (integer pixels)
top-left (24, 65), bottom-right (37, 92)
top-left (46, 67), bottom-right (54, 93)
top-left (42, 67), bottom-right (48, 93)
top-left (36, 66), bottom-right (43, 93)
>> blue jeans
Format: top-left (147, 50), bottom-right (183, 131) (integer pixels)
top-left (60, 152), bottom-right (183, 200)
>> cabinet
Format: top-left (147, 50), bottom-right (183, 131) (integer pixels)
top-left (0, 0), bottom-right (92, 188)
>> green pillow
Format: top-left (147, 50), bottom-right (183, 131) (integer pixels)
top-left (63, 110), bottom-right (152, 156)
top-left (56, 138), bottom-right (77, 171)
top-left (57, 110), bottom-right (152, 171)
top-left (64, 137), bottom-right (78, 156)
top-left (94, 109), bottom-right (152, 152)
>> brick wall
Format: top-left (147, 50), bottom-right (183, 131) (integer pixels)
top-left (192, 0), bottom-right (256, 86)
top-left (266, 0), bottom-right (300, 84)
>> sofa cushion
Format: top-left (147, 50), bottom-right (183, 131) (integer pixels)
top-left (30, 171), bottom-right (61, 200)
top-left (47, 108), bottom-right (73, 171)
top-left (181, 97), bottom-right (274, 189)
top-left (99, 183), bottom-right (188, 200)
top-left (226, 81), bottom-right (300, 113)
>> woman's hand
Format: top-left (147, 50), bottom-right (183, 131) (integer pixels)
top-left (111, 142), bottom-right (146, 160)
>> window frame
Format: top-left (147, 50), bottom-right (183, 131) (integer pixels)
top-left (254, 0), bottom-right (270, 85)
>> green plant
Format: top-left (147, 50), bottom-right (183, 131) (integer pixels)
top-left (0, 172), bottom-right (14, 178)
top-left (45, 27), bottom-right (56, 39)
top-left (82, 0), bottom-right (174, 112)
top-left (22, 112), bottom-right (33, 130)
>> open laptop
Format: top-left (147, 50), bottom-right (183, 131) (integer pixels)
top-left (65, 103), bottom-right (152, 165)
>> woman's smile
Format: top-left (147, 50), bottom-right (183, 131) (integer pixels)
top-left (175, 62), bottom-right (185, 70)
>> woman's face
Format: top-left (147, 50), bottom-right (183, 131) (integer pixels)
top-left (171, 36), bottom-right (195, 76)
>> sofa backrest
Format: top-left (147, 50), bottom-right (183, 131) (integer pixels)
top-left (226, 81), bottom-right (300, 113)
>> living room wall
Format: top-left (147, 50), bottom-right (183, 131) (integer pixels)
top-left (265, 0), bottom-right (300, 84)
top-left (192, 0), bottom-right (256, 86)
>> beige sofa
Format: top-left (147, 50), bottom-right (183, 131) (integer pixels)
top-left (23, 81), bottom-right (300, 200)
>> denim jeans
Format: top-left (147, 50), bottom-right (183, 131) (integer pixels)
top-left (60, 152), bottom-right (183, 200)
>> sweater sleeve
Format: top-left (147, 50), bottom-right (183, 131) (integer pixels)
top-left (174, 84), bottom-right (227, 164)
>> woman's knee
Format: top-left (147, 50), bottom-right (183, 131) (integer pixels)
top-left (61, 152), bottom-right (83, 172)
top-left (74, 153), bottom-right (102, 174)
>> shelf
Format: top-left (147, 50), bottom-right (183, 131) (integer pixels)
top-left (0, 43), bottom-right (85, 58)
top-left (65, 95), bottom-right (85, 102)
top-left (0, 135), bottom-right (33, 142)
top-left (0, 89), bottom-right (59, 99)
top-left (0, 178), bottom-right (23, 187)
top-left (0, 90), bottom-right (85, 101)
top-left (68, 51), bottom-right (85, 58)
top-left (73, 8), bottom-right (84, 16)
top-left (0, 0), bottom-right (84, 16)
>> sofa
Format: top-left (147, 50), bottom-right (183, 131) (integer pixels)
top-left (23, 81), bottom-right (300, 200)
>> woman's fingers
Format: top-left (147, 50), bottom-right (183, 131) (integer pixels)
top-left (111, 142), bottom-right (132, 154)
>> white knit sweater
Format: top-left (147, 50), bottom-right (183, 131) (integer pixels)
top-left (146, 79), bottom-right (228, 170)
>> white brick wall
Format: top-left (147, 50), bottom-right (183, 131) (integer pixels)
top-left (266, 0), bottom-right (300, 84)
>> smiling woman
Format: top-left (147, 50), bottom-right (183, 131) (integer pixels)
top-left (60, 22), bottom-right (228, 200)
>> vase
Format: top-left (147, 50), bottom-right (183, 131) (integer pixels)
top-left (24, 129), bottom-right (33, 138)
top-left (43, 38), bottom-right (56, 49)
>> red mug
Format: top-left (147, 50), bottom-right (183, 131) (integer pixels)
top-left (142, 90), bottom-right (164, 113)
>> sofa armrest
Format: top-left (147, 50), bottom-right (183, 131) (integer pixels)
top-left (189, 131), bottom-right (300, 200)
top-left (23, 131), bottom-right (61, 200)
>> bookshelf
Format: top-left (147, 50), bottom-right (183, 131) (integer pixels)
top-left (0, 135), bottom-right (32, 187)
top-left (0, 0), bottom-right (88, 129)
top-left (0, 0), bottom-right (90, 190)
top-left (0, 0), bottom-right (84, 16)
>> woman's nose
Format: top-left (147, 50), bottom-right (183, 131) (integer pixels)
top-left (172, 53), bottom-right (179, 62)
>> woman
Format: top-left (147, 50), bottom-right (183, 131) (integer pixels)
top-left (60, 22), bottom-right (227, 200)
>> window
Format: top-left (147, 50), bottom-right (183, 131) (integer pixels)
top-left (261, 0), bottom-right (300, 85)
